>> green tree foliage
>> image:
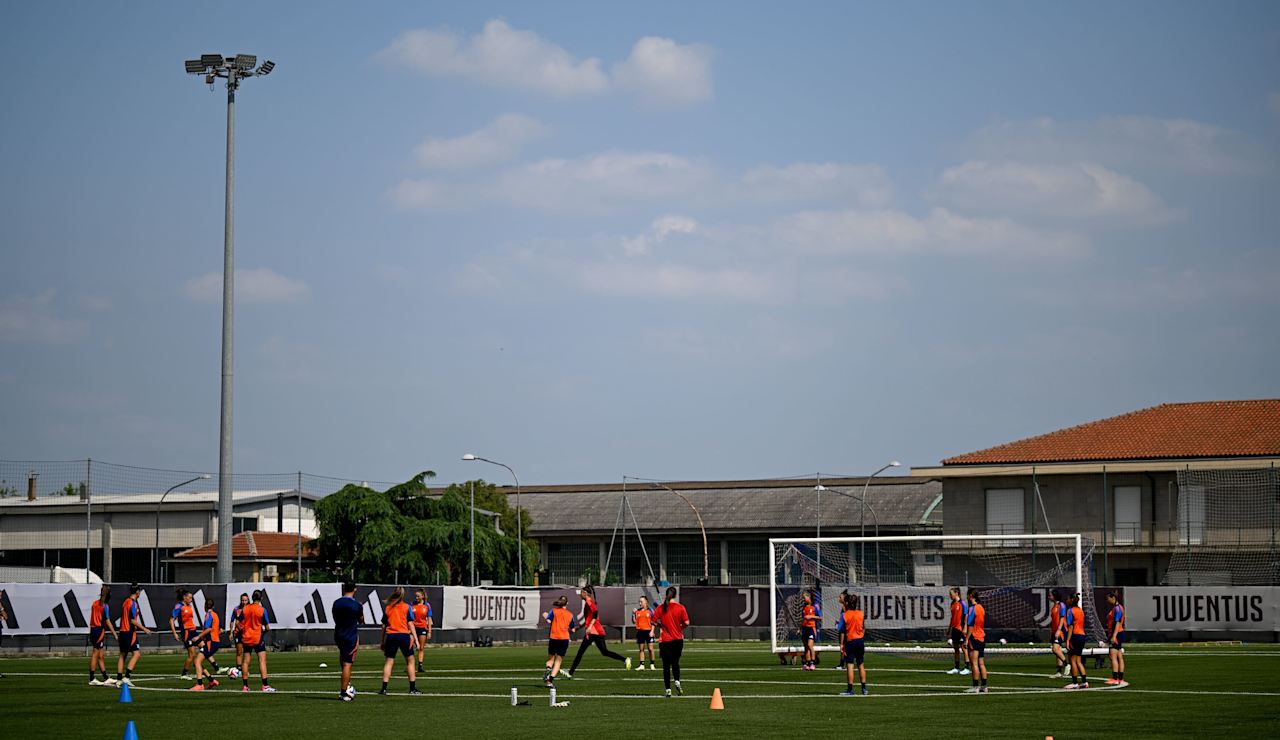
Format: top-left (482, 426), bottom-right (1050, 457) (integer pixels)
top-left (313, 472), bottom-right (537, 585)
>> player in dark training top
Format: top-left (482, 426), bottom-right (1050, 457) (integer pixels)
top-left (331, 583), bottom-right (364, 701)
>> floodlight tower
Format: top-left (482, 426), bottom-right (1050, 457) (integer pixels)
top-left (184, 53), bottom-right (275, 582)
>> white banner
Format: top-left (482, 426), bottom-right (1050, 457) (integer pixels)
top-left (442, 587), bottom-right (539, 629)
top-left (224, 582), bottom-right (341, 631)
top-left (0, 583), bottom-right (105, 636)
top-left (820, 586), bottom-right (951, 629)
top-left (1124, 587), bottom-right (1280, 631)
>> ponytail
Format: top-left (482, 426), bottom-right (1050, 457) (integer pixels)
top-left (386, 586), bottom-right (405, 606)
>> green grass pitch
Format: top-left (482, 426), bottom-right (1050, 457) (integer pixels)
top-left (2, 643), bottom-right (1278, 738)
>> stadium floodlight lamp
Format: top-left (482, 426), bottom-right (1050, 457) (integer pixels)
top-left (234, 54), bottom-right (257, 71)
top-left (256, 60), bottom-right (275, 76)
top-left (200, 53), bottom-right (225, 68)
top-left (461, 454), bottom-right (476, 460)
top-left (185, 59), bottom-right (207, 74)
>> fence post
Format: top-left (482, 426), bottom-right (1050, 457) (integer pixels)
top-left (85, 458), bottom-right (92, 584)
top-left (1101, 465), bottom-right (1108, 587)
top-left (297, 471), bottom-right (303, 582)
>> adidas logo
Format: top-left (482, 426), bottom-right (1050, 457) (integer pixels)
top-left (41, 589), bottom-right (87, 630)
top-left (295, 589), bottom-right (329, 625)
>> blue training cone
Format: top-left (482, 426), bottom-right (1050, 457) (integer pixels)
top-left (122, 720), bottom-right (139, 740)
top-left (119, 683), bottom-right (132, 703)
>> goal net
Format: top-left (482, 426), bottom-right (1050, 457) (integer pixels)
top-left (770, 534), bottom-right (1106, 655)
top-left (1164, 467), bottom-right (1280, 586)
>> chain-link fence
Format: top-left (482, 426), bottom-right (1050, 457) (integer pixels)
top-left (0, 459), bottom-right (396, 584)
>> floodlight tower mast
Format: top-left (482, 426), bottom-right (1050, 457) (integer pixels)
top-left (183, 53), bottom-right (275, 582)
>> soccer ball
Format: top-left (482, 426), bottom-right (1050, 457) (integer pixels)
top-left (999, 638), bottom-right (1007, 645)
top-left (228, 667), bottom-right (242, 679)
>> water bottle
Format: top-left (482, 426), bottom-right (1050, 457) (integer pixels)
top-left (549, 686), bottom-right (557, 705)
top-left (511, 685), bottom-right (518, 705)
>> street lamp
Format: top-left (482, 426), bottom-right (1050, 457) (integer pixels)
top-left (814, 484), bottom-right (883, 581)
top-left (462, 454), bottom-right (523, 585)
top-left (153, 474), bottom-right (212, 582)
top-left (184, 52), bottom-right (275, 583)
top-left (860, 461), bottom-right (899, 582)
top-left (651, 482), bottom-right (710, 584)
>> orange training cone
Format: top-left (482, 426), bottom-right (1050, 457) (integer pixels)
top-left (709, 687), bottom-right (725, 710)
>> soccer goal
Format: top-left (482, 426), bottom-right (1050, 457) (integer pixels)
top-left (769, 534), bottom-right (1107, 655)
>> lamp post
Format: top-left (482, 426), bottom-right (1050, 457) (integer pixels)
top-left (651, 482), bottom-right (710, 584)
top-left (462, 454), bottom-right (523, 585)
top-left (153, 474), bottom-right (211, 582)
top-left (184, 53), bottom-right (275, 583)
top-left (814, 484), bottom-right (884, 581)
top-left (860, 461), bottom-right (899, 582)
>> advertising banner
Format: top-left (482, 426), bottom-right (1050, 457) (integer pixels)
top-left (441, 587), bottom-right (540, 629)
top-left (1124, 587), bottom-right (1280, 631)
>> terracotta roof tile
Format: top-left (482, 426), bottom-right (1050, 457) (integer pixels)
top-left (942, 399), bottom-right (1280, 465)
top-left (174, 531), bottom-right (315, 560)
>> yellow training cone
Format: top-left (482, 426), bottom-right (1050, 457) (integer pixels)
top-left (710, 687), bottom-right (725, 710)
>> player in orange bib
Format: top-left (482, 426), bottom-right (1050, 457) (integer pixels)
top-left (237, 590), bottom-right (275, 692)
top-left (800, 590), bottom-right (823, 670)
top-left (543, 595), bottom-right (578, 687)
top-left (1048, 589), bottom-right (1069, 677)
top-left (946, 586), bottom-right (970, 675)
top-left (837, 591), bottom-right (868, 696)
top-left (115, 583), bottom-right (153, 686)
top-left (88, 585), bottom-right (119, 685)
top-left (1105, 590), bottom-right (1127, 686)
top-left (963, 588), bottom-right (988, 693)
top-left (170, 589), bottom-right (200, 680)
top-left (1063, 592), bottom-right (1089, 689)
top-left (411, 590), bottom-right (433, 669)
top-left (378, 586), bottom-right (420, 695)
top-left (190, 599), bottom-right (222, 691)
top-left (633, 595), bottom-right (657, 671)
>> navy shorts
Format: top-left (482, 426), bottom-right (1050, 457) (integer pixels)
top-left (201, 642), bottom-right (220, 658)
top-left (968, 638), bottom-right (985, 657)
top-left (183, 628), bottom-right (200, 647)
top-left (90, 627), bottom-right (106, 650)
top-left (1110, 634), bottom-right (1124, 650)
top-left (243, 639), bottom-right (266, 654)
top-left (1052, 634), bottom-right (1065, 646)
top-left (383, 633), bottom-right (412, 659)
top-left (337, 638), bottom-right (359, 665)
top-left (547, 639), bottom-right (569, 657)
top-left (119, 632), bottom-right (138, 655)
top-left (949, 628), bottom-right (965, 647)
top-left (636, 631), bottom-right (652, 645)
top-left (1068, 634), bottom-right (1086, 657)
top-left (415, 628), bottom-right (430, 639)
top-left (844, 639), bottom-right (865, 666)
top-left (801, 626), bottom-right (818, 643)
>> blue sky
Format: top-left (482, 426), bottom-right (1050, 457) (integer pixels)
top-left (1, 2), bottom-right (1277, 485)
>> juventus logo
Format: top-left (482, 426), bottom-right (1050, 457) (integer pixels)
top-left (738, 588), bottom-right (760, 625)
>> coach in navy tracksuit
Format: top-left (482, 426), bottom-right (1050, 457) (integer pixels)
top-left (331, 583), bottom-right (363, 701)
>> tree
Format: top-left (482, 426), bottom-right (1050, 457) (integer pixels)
top-left (313, 472), bottom-right (537, 585)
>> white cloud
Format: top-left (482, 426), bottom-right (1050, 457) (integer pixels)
top-left (777, 207), bottom-right (1089, 259)
top-left (612, 36), bottom-right (713, 105)
top-left (623, 214), bottom-right (699, 256)
top-left (933, 160), bottom-right (1179, 224)
top-left (494, 151), bottom-right (716, 212)
top-left (183, 268), bottom-right (308, 304)
top-left (968, 116), bottom-right (1268, 175)
top-left (0, 290), bottom-right (89, 344)
top-left (739, 163), bottom-right (894, 208)
top-left (414, 114), bottom-right (549, 170)
top-left (381, 20), bottom-right (609, 97)
top-left (575, 262), bottom-right (778, 303)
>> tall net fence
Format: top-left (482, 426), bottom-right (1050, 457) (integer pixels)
top-left (1164, 467), bottom-right (1280, 586)
top-left (0, 459), bottom-right (396, 584)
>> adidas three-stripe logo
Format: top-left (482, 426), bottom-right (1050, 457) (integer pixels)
top-left (295, 589), bottom-right (329, 625)
top-left (41, 590), bottom-right (87, 630)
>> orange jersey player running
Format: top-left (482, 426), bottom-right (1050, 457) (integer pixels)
top-left (88, 585), bottom-right (119, 686)
top-left (633, 596), bottom-right (657, 671)
top-left (543, 595), bottom-right (578, 687)
top-left (963, 588), bottom-right (988, 694)
top-left (238, 590), bottom-right (275, 692)
top-left (190, 599), bottom-right (222, 691)
top-left (411, 590), bottom-right (433, 668)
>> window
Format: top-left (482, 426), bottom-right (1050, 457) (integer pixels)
top-left (1113, 486), bottom-right (1141, 545)
top-left (985, 489), bottom-right (1024, 546)
top-left (232, 516), bottom-right (258, 534)
top-left (1178, 485), bottom-right (1205, 545)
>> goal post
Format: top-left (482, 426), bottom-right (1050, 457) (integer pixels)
top-left (769, 533), bottom-right (1107, 655)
